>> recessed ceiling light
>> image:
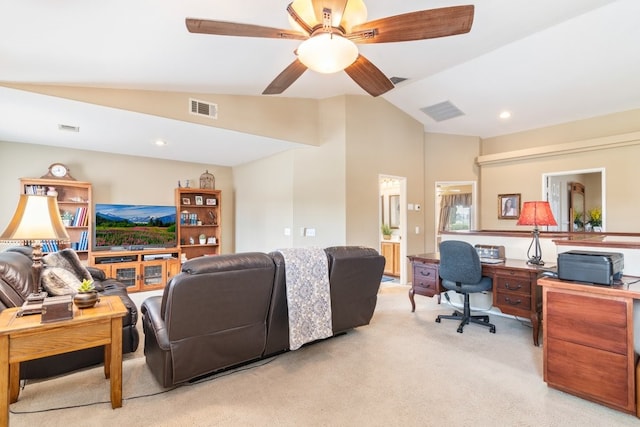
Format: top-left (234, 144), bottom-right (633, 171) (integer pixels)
top-left (154, 139), bottom-right (167, 146)
top-left (499, 111), bottom-right (511, 119)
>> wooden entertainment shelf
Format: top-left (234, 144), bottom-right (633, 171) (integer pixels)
top-left (175, 188), bottom-right (221, 260)
top-left (89, 248), bottom-right (180, 292)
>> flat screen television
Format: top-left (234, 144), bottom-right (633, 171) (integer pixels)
top-left (94, 203), bottom-right (177, 250)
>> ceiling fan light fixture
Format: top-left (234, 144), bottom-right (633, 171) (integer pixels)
top-left (288, 0), bottom-right (318, 32)
top-left (288, 0), bottom-right (367, 33)
top-left (297, 33), bottom-right (358, 74)
top-left (341, 0), bottom-right (367, 32)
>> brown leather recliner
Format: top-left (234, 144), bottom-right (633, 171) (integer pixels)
top-left (142, 246), bottom-right (385, 388)
top-left (142, 252), bottom-right (277, 387)
top-left (263, 246), bottom-right (384, 357)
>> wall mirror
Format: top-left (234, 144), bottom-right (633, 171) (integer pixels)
top-left (389, 195), bottom-right (400, 229)
top-left (569, 182), bottom-right (585, 231)
top-left (543, 168), bottom-right (604, 232)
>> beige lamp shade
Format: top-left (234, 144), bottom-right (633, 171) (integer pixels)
top-left (1, 195), bottom-right (70, 241)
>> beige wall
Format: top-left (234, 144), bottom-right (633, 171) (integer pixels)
top-left (233, 95), bottom-right (425, 270)
top-left (478, 110), bottom-right (640, 232)
top-left (0, 141), bottom-right (236, 252)
top-left (4, 88), bottom-right (640, 260)
top-left (3, 83), bottom-right (320, 146)
top-left (233, 150), bottom-right (295, 252)
top-left (345, 96), bottom-right (425, 258)
top-left (481, 109), bottom-right (640, 154)
top-left (424, 133), bottom-right (481, 252)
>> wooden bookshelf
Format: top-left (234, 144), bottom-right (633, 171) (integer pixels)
top-left (175, 188), bottom-right (221, 260)
top-left (20, 178), bottom-right (92, 261)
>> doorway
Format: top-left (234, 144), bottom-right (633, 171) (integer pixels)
top-left (542, 168), bottom-right (605, 231)
top-left (379, 175), bottom-right (407, 284)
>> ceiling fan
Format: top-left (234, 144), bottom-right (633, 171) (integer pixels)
top-left (186, 1), bottom-right (474, 97)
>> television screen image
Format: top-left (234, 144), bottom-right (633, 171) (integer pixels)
top-left (94, 204), bottom-right (177, 250)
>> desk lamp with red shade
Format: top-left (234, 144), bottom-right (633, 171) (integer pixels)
top-left (516, 201), bottom-right (557, 266)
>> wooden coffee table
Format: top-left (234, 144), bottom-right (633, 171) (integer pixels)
top-left (0, 295), bottom-right (127, 426)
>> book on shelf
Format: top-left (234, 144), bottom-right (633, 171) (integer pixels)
top-left (72, 207), bottom-right (88, 227)
top-left (41, 240), bottom-right (60, 253)
top-left (78, 230), bottom-right (89, 251)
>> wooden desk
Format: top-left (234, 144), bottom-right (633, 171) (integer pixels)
top-left (0, 296), bottom-right (127, 426)
top-left (538, 277), bottom-right (640, 416)
top-left (408, 253), bottom-right (549, 345)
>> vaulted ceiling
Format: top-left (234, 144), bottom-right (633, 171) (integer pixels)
top-left (1, 0), bottom-right (638, 166)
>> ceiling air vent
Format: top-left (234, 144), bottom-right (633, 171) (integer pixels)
top-left (189, 98), bottom-right (218, 119)
top-left (390, 76), bottom-right (408, 85)
top-left (420, 100), bottom-right (465, 122)
top-left (58, 124), bottom-right (80, 132)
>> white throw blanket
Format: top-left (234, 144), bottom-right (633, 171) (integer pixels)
top-left (277, 247), bottom-right (333, 350)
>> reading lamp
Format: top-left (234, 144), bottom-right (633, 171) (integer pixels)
top-left (0, 194), bottom-right (70, 299)
top-left (516, 201), bottom-right (557, 266)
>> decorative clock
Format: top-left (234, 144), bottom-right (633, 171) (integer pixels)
top-left (41, 163), bottom-right (75, 180)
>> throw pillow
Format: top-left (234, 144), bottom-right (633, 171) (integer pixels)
top-left (41, 267), bottom-right (79, 296)
top-left (43, 249), bottom-right (92, 282)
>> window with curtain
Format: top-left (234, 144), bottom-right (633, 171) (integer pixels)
top-left (439, 193), bottom-right (472, 231)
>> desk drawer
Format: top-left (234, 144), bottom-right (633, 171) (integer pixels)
top-left (495, 273), bottom-right (532, 295)
top-left (413, 264), bottom-right (439, 297)
top-left (495, 291), bottom-right (532, 312)
top-left (546, 290), bottom-right (627, 354)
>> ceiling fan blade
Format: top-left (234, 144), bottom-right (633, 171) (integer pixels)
top-left (344, 55), bottom-right (394, 97)
top-left (262, 59), bottom-right (308, 95)
top-left (186, 18), bottom-right (307, 40)
top-left (349, 5), bottom-right (474, 44)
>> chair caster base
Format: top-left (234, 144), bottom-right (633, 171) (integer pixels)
top-left (436, 312), bottom-right (496, 334)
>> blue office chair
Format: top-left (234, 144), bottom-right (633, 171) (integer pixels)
top-left (436, 240), bottom-right (496, 334)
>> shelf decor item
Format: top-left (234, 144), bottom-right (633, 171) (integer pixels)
top-left (199, 170), bottom-right (215, 190)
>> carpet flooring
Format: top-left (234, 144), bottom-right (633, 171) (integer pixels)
top-left (8, 285), bottom-right (639, 426)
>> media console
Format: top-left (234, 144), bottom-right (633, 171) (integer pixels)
top-left (90, 248), bottom-right (181, 292)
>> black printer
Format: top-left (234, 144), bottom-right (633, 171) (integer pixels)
top-left (557, 250), bottom-right (624, 285)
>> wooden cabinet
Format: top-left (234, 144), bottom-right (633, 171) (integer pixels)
top-left (381, 241), bottom-right (400, 276)
top-left (90, 249), bottom-right (180, 292)
top-left (175, 188), bottom-right (221, 260)
top-left (539, 277), bottom-right (640, 415)
top-left (20, 178), bottom-right (92, 262)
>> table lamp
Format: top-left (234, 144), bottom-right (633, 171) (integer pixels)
top-left (516, 201), bottom-right (557, 266)
top-left (0, 194), bottom-right (70, 300)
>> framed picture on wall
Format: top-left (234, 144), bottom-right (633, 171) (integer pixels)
top-left (498, 193), bottom-right (521, 219)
